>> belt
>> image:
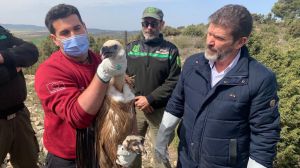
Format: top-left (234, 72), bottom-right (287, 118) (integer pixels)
top-left (0, 103), bottom-right (24, 120)
top-left (0, 113), bottom-right (17, 120)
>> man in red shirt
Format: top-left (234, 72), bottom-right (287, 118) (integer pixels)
top-left (34, 4), bottom-right (126, 167)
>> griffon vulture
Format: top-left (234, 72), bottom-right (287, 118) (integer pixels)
top-left (95, 40), bottom-right (144, 168)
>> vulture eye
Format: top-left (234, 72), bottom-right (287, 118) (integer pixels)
top-left (113, 45), bottom-right (118, 50)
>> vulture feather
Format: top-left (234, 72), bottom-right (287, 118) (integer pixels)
top-left (95, 40), bottom-right (144, 168)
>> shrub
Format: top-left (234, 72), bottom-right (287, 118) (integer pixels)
top-left (163, 26), bottom-right (181, 36)
top-left (248, 25), bottom-right (300, 168)
top-left (181, 24), bottom-right (204, 37)
top-left (288, 19), bottom-right (300, 38)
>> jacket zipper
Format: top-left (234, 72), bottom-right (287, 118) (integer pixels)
top-left (189, 69), bottom-right (211, 164)
top-left (197, 78), bottom-right (244, 165)
top-left (197, 103), bottom-right (212, 164)
top-left (189, 81), bottom-right (211, 164)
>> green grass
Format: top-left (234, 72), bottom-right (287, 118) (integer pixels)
top-left (30, 36), bottom-right (48, 46)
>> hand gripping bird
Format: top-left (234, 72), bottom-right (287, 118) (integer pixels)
top-left (95, 40), bottom-right (145, 168)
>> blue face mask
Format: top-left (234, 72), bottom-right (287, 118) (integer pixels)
top-left (61, 34), bottom-right (89, 57)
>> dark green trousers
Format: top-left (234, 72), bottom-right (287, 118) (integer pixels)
top-left (0, 107), bottom-right (39, 168)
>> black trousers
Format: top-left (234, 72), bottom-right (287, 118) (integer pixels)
top-left (45, 152), bottom-right (76, 168)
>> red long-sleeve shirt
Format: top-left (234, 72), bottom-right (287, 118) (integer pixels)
top-left (34, 50), bottom-right (101, 159)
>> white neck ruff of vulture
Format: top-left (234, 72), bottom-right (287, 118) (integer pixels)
top-left (106, 83), bottom-right (135, 103)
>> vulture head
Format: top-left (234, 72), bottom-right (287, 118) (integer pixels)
top-left (100, 40), bottom-right (126, 60)
top-left (100, 40), bottom-right (127, 92)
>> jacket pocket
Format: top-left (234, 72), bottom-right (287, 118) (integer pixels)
top-left (229, 139), bottom-right (237, 166)
top-left (178, 146), bottom-right (199, 168)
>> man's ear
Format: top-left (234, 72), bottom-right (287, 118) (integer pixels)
top-left (83, 22), bottom-right (88, 33)
top-left (50, 34), bottom-right (60, 47)
top-left (235, 37), bottom-right (248, 49)
top-left (159, 20), bottom-right (165, 30)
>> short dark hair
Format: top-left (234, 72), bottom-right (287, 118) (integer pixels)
top-left (45, 4), bottom-right (83, 34)
top-left (209, 4), bottom-right (253, 41)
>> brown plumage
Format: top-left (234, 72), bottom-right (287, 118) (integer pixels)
top-left (95, 40), bottom-right (139, 168)
top-left (96, 96), bottom-right (135, 167)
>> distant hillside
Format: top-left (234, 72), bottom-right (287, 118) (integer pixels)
top-left (2, 24), bottom-right (46, 32)
top-left (1, 23), bottom-right (139, 39)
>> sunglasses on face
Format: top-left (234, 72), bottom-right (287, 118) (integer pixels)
top-left (141, 21), bottom-right (159, 28)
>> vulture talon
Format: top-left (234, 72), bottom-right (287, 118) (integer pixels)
top-left (122, 135), bottom-right (145, 154)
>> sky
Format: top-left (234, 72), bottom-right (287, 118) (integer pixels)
top-left (0, 0), bottom-right (277, 31)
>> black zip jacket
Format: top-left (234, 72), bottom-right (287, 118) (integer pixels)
top-left (0, 26), bottom-right (39, 111)
top-left (126, 34), bottom-right (181, 108)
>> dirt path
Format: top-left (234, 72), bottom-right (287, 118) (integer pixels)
top-left (142, 133), bottom-right (178, 168)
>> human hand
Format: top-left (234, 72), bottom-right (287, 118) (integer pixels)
top-left (116, 145), bottom-right (137, 167)
top-left (154, 147), bottom-right (169, 164)
top-left (125, 74), bottom-right (135, 88)
top-left (122, 135), bottom-right (145, 154)
top-left (16, 67), bottom-right (22, 72)
top-left (0, 53), bottom-right (4, 64)
top-left (96, 55), bottom-right (127, 83)
top-left (116, 135), bottom-right (146, 167)
top-left (134, 96), bottom-right (154, 113)
top-left (143, 105), bottom-right (154, 113)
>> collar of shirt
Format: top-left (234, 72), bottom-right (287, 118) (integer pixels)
top-left (209, 50), bottom-right (241, 87)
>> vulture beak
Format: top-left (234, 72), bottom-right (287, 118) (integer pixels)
top-left (100, 44), bottom-right (118, 59)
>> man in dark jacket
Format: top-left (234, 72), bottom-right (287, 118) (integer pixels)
top-left (126, 7), bottom-right (181, 167)
top-left (0, 25), bottom-right (39, 167)
top-left (155, 4), bottom-right (280, 168)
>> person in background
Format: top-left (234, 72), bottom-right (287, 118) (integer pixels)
top-left (0, 25), bottom-right (39, 167)
top-left (155, 4), bottom-right (280, 168)
top-left (34, 4), bottom-right (126, 167)
top-left (126, 6), bottom-right (181, 168)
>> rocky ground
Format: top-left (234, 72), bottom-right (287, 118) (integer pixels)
top-left (1, 75), bottom-right (177, 168)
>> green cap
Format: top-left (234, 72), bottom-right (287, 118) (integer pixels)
top-left (142, 7), bottom-right (164, 20)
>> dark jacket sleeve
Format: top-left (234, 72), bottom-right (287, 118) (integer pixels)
top-left (165, 55), bottom-right (196, 118)
top-left (146, 47), bottom-right (181, 105)
top-left (0, 33), bottom-right (39, 84)
top-left (249, 72), bottom-right (281, 167)
top-left (165, 72), bottom-right (185, 118)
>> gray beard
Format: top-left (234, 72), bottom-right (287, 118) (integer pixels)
top-left (144, 34), bottom-right (157, 40)
top-left (205, 49), bottom-right (218, 62)
top-left (144, 35), bottom-right (155, 40)
top-left (204, 48), bottom-right (233, 62)
top-left (143, 31), bottom-right (160, 40)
